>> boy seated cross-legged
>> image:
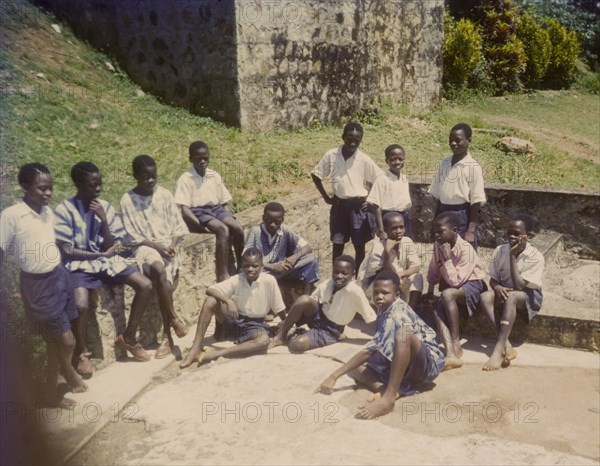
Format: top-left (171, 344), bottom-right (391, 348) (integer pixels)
top-left (315, 271), bottom-right (445, 420)
top-left (269, 255), bottom-right (376, 353)
top-left (179, 248), bottom-right (286, 368)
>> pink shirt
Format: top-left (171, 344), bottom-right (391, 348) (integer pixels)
top-left (427, 236), bottom-right (485, 288)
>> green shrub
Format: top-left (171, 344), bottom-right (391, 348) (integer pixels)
top-left (443, 14), bottom-right (484, 92)
top-left (544, 18), bottom-right (582, 88)
top-left (517, 12), bottom-right (551, 88)
top-left (574, 71), bottom-right (600, 94)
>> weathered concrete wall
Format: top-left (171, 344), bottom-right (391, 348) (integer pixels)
top-left (236, 0), bottom-right (444, 130)
top-left (35, 0), bottom-right (443, 130)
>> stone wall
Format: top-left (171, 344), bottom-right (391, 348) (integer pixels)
top-left (35, 0), bottom-right (443, 130)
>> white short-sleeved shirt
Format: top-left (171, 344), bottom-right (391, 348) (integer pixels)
top-left (0, 201), bottom-right (61, 273)
top-left (311, 279), bottom-right (376, 325)
top-left (312, 146), bottom-right (384, 199)
top-left (208, 272), bottom-right (285, 319)
top-left (428, 153), bottom-right (486, 205)
top-left (357, 237), bottom-right (420, 283)
top-left (367, 169), bottom-right (412, 211)
top-left (489, 243), bottom-right (545, 290)
top-left (174, 167), bottom-right (232, 208)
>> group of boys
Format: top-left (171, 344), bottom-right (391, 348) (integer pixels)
top-left (0, 122), bottom-right (544, 417)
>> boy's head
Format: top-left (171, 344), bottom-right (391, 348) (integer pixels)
top-left (71, 161), bottom-right (102, 201)
top-left (132, 155), bottom-right (157, 194)
top-left (384, 144), bottom-right (405, 175)
top-left (332, 255), bottom-right (355, 289)
top-left (189, 141), bottom-right (210, 177)
top-left (262, 202), bottom-right (285, 236)
top-left (433, 212), bottom-right (459, 245)
top-left (241, 247), bottom-right (263, 282)
top-left (372, 270), bottom-right (401, 311)
top-left (507, 214), bottom-right (534, 247)
top-left (383, 211), bottom-right (405, 241)
top-left (18, 163), bottom-right (52, 207)
top-left (449, 123), bottom-right (472, 158)
top-left (341, 122), bottom-right (364, 154)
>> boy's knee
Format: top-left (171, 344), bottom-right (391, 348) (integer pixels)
top-left (294, 294), bottom-right (314, 308)
top-left (75, 299), bottom-right (90, 314)
top-left (441, 288), bottom-right (458, 304)
top-left (253, 332), bottom-right (270, 350)
top-left (138, 276), bottom-right (153, 294)
top-left (288, 336), bottom-right (310, 353)
top-left (480, 290), bottom-right (495, 306)
top-left (213, 222), bottom-right (230, 239)
top-left (229, 221), bottom-right (244, 238)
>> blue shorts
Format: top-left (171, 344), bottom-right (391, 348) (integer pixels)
top-left (296, 304), bottom-right (345, 349)
top-left (188, 205), bottom-right (235, 231)
top-left (213, 315), bottom-right (269, 345)
top-left (438, 278), bottom-right (487, 318)
top-left (381, 209), bottom-right (413, 239)
top-left (20, 265), bottom-right (78, 337)
top-left (330, 197), bottom-right (375, 246)
top-left (71, 265), bottom-right (139, 290)
top-left (438, 203), bottom-right (476, 250)
top-left (366, 342), bottom-right (440, 395)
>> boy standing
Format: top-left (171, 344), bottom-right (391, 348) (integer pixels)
top-left (244, 201), bottom-right (319, 294)
top-left (357, 212), bottom-right (423, 310)
top-left (367, 144), bottom-right (414, 239)
top-left (480, 215), bottom-right (544, 371)
top-left (179, 248), bottom-right (286, 368)
top-left (426, 212), bottom-right (487, 371)
top-left (429, 123), bottom-right (486, 248)
top-left (315, 271), bottom-right (445, 419)
top-left (55, 162), bottom-right (153, 367)
top-left (120, 155), bottom-right (190, 359)
top-left (311, 122), bottom-right (384, 271)
top-left (175, 141), bottom-right (244, 282)
top-left (269, 255), bottom-right (376, 353)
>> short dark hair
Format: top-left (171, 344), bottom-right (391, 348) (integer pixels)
top-left (384, 144), bottom-right (405, 158)
top-left (132, 155), bottom-right (156, 176)
top-left (342, 122), bottom-right (364, 137)
top-left (373, 270), bottom-right (400, 291)
top-left (450, 123), bottom-right (472, 139)
top-left (510, 214), bottom-right (535, 234)
top-left (189, 141), bottom-right (209, 156)
top-left (71, 161), bottom-right (100, 184)
top-left (18, 163), bottom-right (51, 186)
top-left (383, 211), bottom-right (404, 228)
top-left (242, 247), bottom-right (263, 261)
top-left (334, 254), bottom-right (356, 271)
top-left (264, 202), bottom-right (285, 215)
top-left (435, 211), bottom-right (460, 229)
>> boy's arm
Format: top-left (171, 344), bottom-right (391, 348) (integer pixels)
top-left (315, 349), bottom-right (372, 394)
top-left (58, 241), bottom-right (117, 261)
top-left (372, 205), bottom-right (386, 240)
top-left (509, 237), bottom-right (528, 291)
top-left (311, 173), bottom-right (335, 205)
top-left (90, 200), bottom-right (115, 251)
top-left (465, 203), bottom-right (481, 244)
top-left (286, 243), bottom-right (312, 266)
top-left (426, 250), bottom-right (440, 294)
top-left (206, 284), bottom-right (239, 320)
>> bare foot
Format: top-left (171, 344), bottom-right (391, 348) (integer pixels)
top-left (196, 347), bottom-right (216, 367)
top-left (268, 335), bottom-right (285, 349)
top-left (501, 347), bottom-right (518, 368)
top-left (356, 397), bottom-right (395, 420)
top-left (180, 346), bottom-right (202, 368)
top-left (482, 349), bottom-right (504, 371)
top-left (454, 343), bottom-right (464, 358)
top-left (442, 357), bottom-right (463, 372)
top-left (64, 370), bottom-right (88, 393)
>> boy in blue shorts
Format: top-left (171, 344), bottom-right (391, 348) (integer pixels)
top-left (367, 144), bottom-right (414, 239)
top-left (1, 163), bottom-right (87, 406)
top-left (179, 248), bottom-right (286, 368)
top-left (480, 214), bottom-right (545, 371)
top-left (244, 201), bottom-right (319, 296)
top-left (429, 123), bottom-right (486, 248)
top-left (55, 162), bottom-right (153, 370)
top-left (312, 122), bottom-right (384, 271)
top-left (316, 271), bottom-right (445, 419)
top-left (175, 141), bottom-right (244, 282)
top-left (269, 255), bottom-right (376, 352)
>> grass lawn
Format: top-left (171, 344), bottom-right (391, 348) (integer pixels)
top-left (1, 0), bottom-right (599, 215)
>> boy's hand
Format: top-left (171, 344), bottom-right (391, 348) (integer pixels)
top-left (154, 243), bottom-right (172, 259)
top-left (102, 243), bottom-right (119, 259)
top-left (510, 235), bottom-right (527, 256)
top-left (89, 199), bottom-right (107, 222)
top-left (225, 300), bottom-right (239, 320)
top-left (360, 201), bottom-right (369, 212)
top-left (325, 195), bottom-right (339, 206)
top-left (285, 255), bottom-right (297, 267)
top-left (377, 229), bottom-right (387, 240)
top-left (384, 238), bottom-right (400, 253)
top-left (493, 284), bottom-right (512, 302)
top-left (314, 376), bottom-right (337, 395)
top-left (464, 230), bottom-right (475, 244)
top-left (271, 261), bottom-right (292, 274)
top-left (439, 242), bottom-right (452, 261)
top-left (422, 292), bottom-right (436, 305)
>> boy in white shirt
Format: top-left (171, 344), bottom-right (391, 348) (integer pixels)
top-left (180, 248), bottom-right (285, 368)
top-left (269, 255), bottom-right (376, 352)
